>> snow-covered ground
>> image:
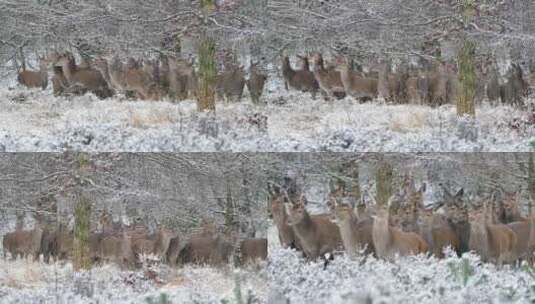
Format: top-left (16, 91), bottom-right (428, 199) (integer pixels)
top-left (0, 85), bottom-right (533, 152)
top-left (0, 259), bottom-right (267, 304)
top-left (267, 248), bottom-right (535, 304)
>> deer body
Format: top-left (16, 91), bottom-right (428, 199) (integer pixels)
top-left (507, 219), bottom-right (535, 262)
top-left (125, 65), bottom-right (160, 100)
top-left (216, 66), bottom-right (246, 103)
top-left (287, 204), bottom-right (343, 260)
top-left (17, 58), bottom-right (48, 90)
top-left (270, 191), bottom-right (300, 250)
top-left (372, 209), bottom-right (428, 261)
top-left (337, 63), bottom-right (377, 101)
top-left (246, 62), bottom-right (267, 104)
top-left (281, 56), bottom-right (319, 99)
top-left (469, 205), bottom-right (517, 265)
top-left (178, 234), bottom-right (232, 266)
top-left (333, 207), bottom-right (375, 257)
top-left (55, 54), bottom-right (113, 99)
top-left (239, 238), bottom-right (268, 264)
top-left (311, 54), bottom-right (346, 100)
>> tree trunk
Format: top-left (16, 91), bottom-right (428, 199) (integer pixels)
top-left (196, 36), bottom-right (217, 112)
top-left (457, 38), bottom-right (476, 117)
top-left (73, 193), bottom-right (92, 271)
top-left (376, 161), bottom-right (393, 207)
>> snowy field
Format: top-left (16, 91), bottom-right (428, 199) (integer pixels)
top-left (0, 259), bottom-right (267, 304)
top-left (0, 84), bottom-right (533, 152)
top-left (267, 248), bottom-right (535, 304)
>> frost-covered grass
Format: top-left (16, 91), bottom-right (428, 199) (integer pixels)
top-left (0, 86), bottom-right (533, 152)
top-left (0, 258), bottom-right (267, 304)
top-left (267, 248), bottom-right (535, 304)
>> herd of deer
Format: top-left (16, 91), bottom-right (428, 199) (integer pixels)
top-left (16, 52), bottom-right (268, 104)
top-left (2, 210), bottom-right (267, 268)
top-left (17, 51), bottom-right (532, 106)
top-left (282, 53), bottom-right (532, 105)
top-left (269, 180), bottom-right (535, 268)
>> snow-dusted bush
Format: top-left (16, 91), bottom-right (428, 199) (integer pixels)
top-left (0, 259), bottom-right (267, 304)
top-left (267, 248), bottom-right (535, 304)
top-left (0, 87), bottom-right (533, 152)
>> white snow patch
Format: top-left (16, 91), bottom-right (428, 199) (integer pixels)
top-left (268, 247), bottom-right (535, 304)
top-left (0, 86), bottom-right (533, 152)
top-left (0, 258), bottom-right (267, 303)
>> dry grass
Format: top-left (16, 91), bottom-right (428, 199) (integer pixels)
top-left (128, 107), bottom-right (179, 129)
top-left (389, 109), bottom-right (427, 133)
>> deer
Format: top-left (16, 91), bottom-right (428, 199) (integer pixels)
top-left (310, 53), bottom-right (346, 100)
top-left (177, 233), bottom-right (233, 266)
top-left (281, 55), bottom-right (319, 99)
top-left (2, 221), bottom-right (44, 261)
top-left (427, 62), bottom-right (450, 107)
top-left (168, 57), bottom-right (197, 101)
top-left (500, 63), bottom-right (528, 106)
top-left (330, 199), bottom-right (375, 257)
top-left (285, 193), bottom-right (343, 267)
top-left (95, 231), bottom-right (137, 268)
top-left (216, 64), bottom-right (246, 103)
top-left (372, 192), bottom-right (428, 261)
top-left (268, 183), bottom-right (301, 250)
top-left (495, 190), bottom-right (527, 224)
top-left (468, 199), bottom-right (517, 266)
top-left (239, 238), bottom-right (268, 264)
top-left (126, 63), bottom-right (162, 101)
top-left (246, 60), bottom-right (268, 104)
top-left (166, 235), bottom-right (181, 266)
top-left (158, 55), bottom-right (171, 96)
top-left (498, 190), bottom-right (535, 264)
top-left (397, 182), bottom-right (459, 258)
top-left (54, 53), bottom-right (113, 99)
top-left (51, 66), bottom-right (70, 97)
top-left (17, 56), bottom-right (49, 90)
top-left (336, 57), bottom-right (378, 102)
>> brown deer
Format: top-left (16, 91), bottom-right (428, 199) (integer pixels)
top-left (89, 229), bottom-right (136, 268)
top-left (336, 57), bottom-right (378, 102)
top-left (54, 53), bottom-right (113, 99)
top-left (398, 183), bottom-right (459, 258)
top-left (122, 57), bottom-right (161, 100)
top-left (165, 235), bottom-right (181, 266)
top-left (285, 194), bottom-right (343, 263)
top-left (177, 233), bottom-right (233, 266)
top-left (158, 55), bottom-right (171, 96)
top-left (427, 62), bottom-right (450, 107)
top-left (377, 61), bottom-right (405, 103)
top-left (281, 55), bottom-right (319, 99)
top-left (239, 238), bottom-right (268, 264)
top-left (469, 200), bottom-right (517, 265)
top-left (246, 60), bottom-right (267, 104)
top-left (310, 53), bottom-right (346, 100)
top-left (331, 200), bottom-right (375, 257)
top-left (268, 183), bottom-right (300, 250)
top-left (51, 66), bottom-right (70, 97)
top-left (17, 56), bottom-right (49, 90)
top-left (500, 63), bottom-right (528, 106)
top-left (497, 191), bottom-right (527, 224)
top-left (216, 64), bottom-right (246, 103)
top-left (168, 57), bottom-right (197, 101)
top-left (508, 217), bottom-right (535, 264)
top-left (372, 193), bottom-right (428, 261)
top-left (2, 224), bottom-right (44, 261)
